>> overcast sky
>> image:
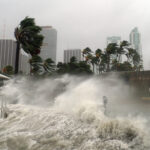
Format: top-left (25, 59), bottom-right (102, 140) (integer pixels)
top-left (0, 0), bottom-right (150, 69)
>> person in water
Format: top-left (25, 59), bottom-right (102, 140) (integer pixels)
top-left (103, 96), bottom-right (108, 115)
top-left (4, 112), bottom-right (8, 118)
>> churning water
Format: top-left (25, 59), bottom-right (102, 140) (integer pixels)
top-left (0, 75), bottom-right (150, 150)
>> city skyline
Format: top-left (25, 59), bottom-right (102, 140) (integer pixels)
top-left (0, 26), bottom-right (143, 73)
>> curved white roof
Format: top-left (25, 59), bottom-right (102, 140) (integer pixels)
top-left (0, 74), bottom-right (10, 80)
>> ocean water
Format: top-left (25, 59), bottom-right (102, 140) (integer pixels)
top-left (0, 75), bottom-right (150, 150)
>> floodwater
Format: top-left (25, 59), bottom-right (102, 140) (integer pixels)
top-left (0, 75), bottom-right (150, 150)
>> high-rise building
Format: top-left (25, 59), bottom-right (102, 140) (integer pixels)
top-left (0, 39), bottom-right (30, 74)
top-left (64, 49), bottom-right (82, 63)
top-left (40, 26), bottom-right (57, 63)
top-left (0, 39), bottom-right (16, 71)
top-left (129, 27), bottom-right (142, 56)
top-left (107, 36), bottom-right (121, 45)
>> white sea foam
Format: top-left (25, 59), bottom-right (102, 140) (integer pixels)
top-left (0, 75), bottom-right (149, 150)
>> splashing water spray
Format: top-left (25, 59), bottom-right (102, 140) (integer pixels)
top-left (0, 74), bottom-right (10, 118)
top-left (0, 94), bottom-right (8, 118)
top-left (0, 75), bottom-right (150, 150)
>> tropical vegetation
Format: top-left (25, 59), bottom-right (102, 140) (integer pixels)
top-left (57, 56), bottom-right (92, 75)
top-left (2, 65), bottom-right (14, 75)
top-left (82, 41), bottom-right (143, 74)
top-left (14, 17), bottom-right (44, 74)
top-left (1, 17), bottom-right (143, 76)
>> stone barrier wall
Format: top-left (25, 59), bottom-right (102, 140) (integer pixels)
top-left (118, 71), bottom-right (150, 97)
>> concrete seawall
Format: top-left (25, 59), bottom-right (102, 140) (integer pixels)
top-left (117, 71), bottom-right (150, 98)
top-left (100, 71), bottom-right (150, 98)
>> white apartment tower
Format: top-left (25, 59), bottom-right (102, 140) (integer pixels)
top-left (40, 26), bottom-right (57, 63)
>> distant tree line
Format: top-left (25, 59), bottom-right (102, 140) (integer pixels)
top-left (82, 41), bottom-right (143, 74)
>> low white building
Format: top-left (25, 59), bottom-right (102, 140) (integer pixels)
top-left (64, 49), bottom-right (82, 63)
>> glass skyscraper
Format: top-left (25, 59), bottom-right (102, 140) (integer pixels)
top-left (129, 27), bottom-right (142, 56)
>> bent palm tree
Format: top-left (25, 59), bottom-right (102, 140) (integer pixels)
top-left (106, 43), bottom-right (117, 71)
top-left (43, 58), bottom-right (55, 73)
top-left (14, 17), bottom-right (44, 74)
top-left (90, 56), bottom-right (98, 73)
top-left (117, 41), bottom-right (129, 62)
top-left (29, 55), bottom-right (43, 75)
top-left (82, 47), bottom-right (92, 61)
top-left (133, 51), bottom-right (141, 70)
top-left (95, 49), bottom-right (102, 74)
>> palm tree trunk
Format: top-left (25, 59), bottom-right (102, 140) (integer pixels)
top-left (15, 41), bottom-right (20, 74)
top-left (98, 64), bottom-right (100, 74)
top-left (92, 64), bottom-right (94, 73)
top-left (107, 54), bottom-right (110, 72)
top-left (98, 61), bottom-right (101, 74)
top-left (118, 54), bottom-right (121, 63)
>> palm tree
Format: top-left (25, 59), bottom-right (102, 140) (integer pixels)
top-left (29, 55), bottom-right (43, 75)
top-left (126, 48), bottom-right (136, 63)
top-left (82, 47), bottom-right (92, 61)
top-left (68, 56), bottom-right (79, 73)
top-left (111, 59), bottom-right (118, 71)
top-left (133, 51), bottom-right (141, 70)
top-left (57, 62), bottom-right (69, 74)
top-left (116, 41), bottom-right (129, 62)
top-left (43, 58), bottom-right (55, 73)
top-left (95, 49), bottom-right (102, 58)
top-left (90, 56), bottom-right (98, 73)
top-left (14, 17), bottom-right (44, 74)
top-left (95, 49), bottom-right (102, 74)
top-left (78, 61), bottom-right (92, 74)
top-left (106, 43), bottom-right (117, 71)
top-left (125, 47), bottom-right (142, 71)
top-left (100, 52), bottom-right (107, 73)
top-left (70, 56), bottom-right (77, 63)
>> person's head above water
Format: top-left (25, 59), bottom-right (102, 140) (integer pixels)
top-left (103, 96), bottom-right (108, 104)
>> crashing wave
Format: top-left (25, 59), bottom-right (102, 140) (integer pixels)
top-left (0, 75), bottom-right (149, 150)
